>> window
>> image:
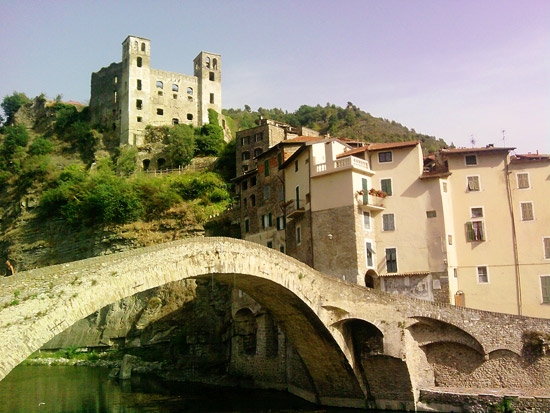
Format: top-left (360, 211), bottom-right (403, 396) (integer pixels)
top-left (113, 91), bottom-right (117, 103)
top-left (264, 185), bottom-right (270, 200)
top-left (521, 202), bottom-right (534, 221)
top-left (448, 234), bottom-right (453, 245)
top-left (262, 215), bottom-right (269, 228)
top-left (255, 133), bottom-right (263, 142)
top-left (137, 57), bottom-right (142, 67)
top-left (477, 266), bottom-right (488, 283)
top-left (382, 214), bottom-right (395, 231)
top-left (276, 216), bottom-right (285, 230)
top-left (466, 221), bottom-right (485, 241)
top-left (254, 148), bottom-right (262, 158)
top-left (172, 84), bottom-right (179, 92)
top-left (137, 116), bottom-right (142, 122)
top-left (363, 211), bottom-right (371, 230)
top-left (378, 151), bottom-right (392, 163)
top-left (136, 99), bottom-right (143, 110)
top-left (277, 152), bottom-right (282, 166)
top-left (244, 219), bottom-right (250, 233)
top-left (517, 173), bottom-right (530, 189)
top-left (158, 91), bottom-right (163, 96)
top-left (264, 159), bottom-right (270, 176)
top-left (243, 198), bottom-right (247, 208)
top-left (381, 178), bottom-right (392, 196)
top-left (172, 118), bottom-right (179, 125)
top-left (250, 194), bottom-right (256, 206)
top-left (187, 113), bottom-right (193, 121)
top-left (366, 242), bottom-right (374, 267)
top-left (213, 58), bottom-right (218, 70)
top-left (242, 151), bottom-right (250, 161)
top-left (278, 188), bottom-right (284, 201)
top-left (268, 213), bottom-right (273, 227)
top-left (279, 244), bottom-right (285, 253)
top-left (361, 178), bottom-right (368, 204)
top-left (187, 87), bottom-right (193, 95)
top-left (544, 238), bottom-right (550, 259)
top-left (296, 226), bottom-right (302, 245)
top-left (141, 42), bottom-right (146, 52)
top-left (250, 177), bottom-right (256, 186)
top-left (156, 80), bottom-right (163, 89)
top-left (242, 180), bottom-right (248, 191)
top-left (295, 160), bottom-right (299, 172)
top-left (241, 136), bottom-right (250, 145)
top-left (385, 248), bottom-right (397, 273)
top-left (541, 276), bottom-right (550, 303)
top-left (471, 207), bottom-right (484, 218)
top-left (209, 72), bottom-right (215, 81)
top-left (114, 76), bottom-right (118, 84)
top-left (465, 155), bottom-right (477, 166)
top-left (206, 57), bottom-right (211, 68)
top-left (173, 94), bottom-right (178, 99)
top-left (442, 182), bottom-right (448, 192)
top-left (157, 108), bottom-right (164, 116)
top-left (467, 176), bottom-right (480, 191)
top-left (295, 186), bottom-right (300, 209)
top-left (267, 241), bottom-right (273, 249)
top-left (426, 210), bottom-right (437, 218)
top-left (210, 93), bottom-right (214, 103)
top-left (137, 79), bottom-right (142, 90)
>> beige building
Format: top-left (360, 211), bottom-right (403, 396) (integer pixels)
top-left (234, 120), bottom-right (550, 317)
top-left (90, 35), bottom-right (222, 146)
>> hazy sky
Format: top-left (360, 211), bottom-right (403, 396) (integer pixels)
top-left (1, 0), bottom-right (548, 153)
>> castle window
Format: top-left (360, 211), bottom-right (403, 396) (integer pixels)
top-left (134, 40), bottom-right (138, 49)
top-left (158, 91), bottom-right (163, 96)
top-left (136, 99), bottom-right (143, 110)
top-left (206, 56), bottom-right (211, 68)
top-left (157, 108), bottom-right (163, 115)
top-left (187, 87), bottom-right (193, 95)
top-left (137, 79), bottom-right (142, 90)
top-left (141, 42), bottom-right (146, 52)
top-left (213, 58), bottom-right (218, 70)
top-left (172, 118), bottom-right (179, 125)
top-left (114, 91), bottom-right (117, 103)
top-left (114, 76), bottom-right (118, 84)
top-left (137, 57), bottom-right (142, 67)
top-left (209, 72), bottom-right (215, 81)
top-left (157, 158), bottom-right (166, 169)
top-left (173, 94), bottom-right (177, 99)
top-left (187, 113), bottom-right (193, 121)
top-left (156, 80), bottom-right (163, 89)
top-left (142, 159), bottom-right (150, 171)
top-left (242, 151), bottom-right (250, 161)
top-left (254, 148), bottom-right (262, 158)
top-left (137, 116), bottom-right (142, 122)
top-left (188, 96), bottom-right (193, 101)
top-left (172, 84), bottom-right (179, 92)
top-left (210, 93), bottom-right (214, 104)
top-left (250, 194), bottom-right (256, 206)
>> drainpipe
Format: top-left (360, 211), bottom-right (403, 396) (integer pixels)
top-left (504, 155), bottom-right (522, 315)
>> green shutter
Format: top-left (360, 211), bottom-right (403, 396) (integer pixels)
top-left (466, 222), bottom-right (474, 242)
top-left (264, 159), bottom-right (269, 176)
top-left (542, 277), bottom-right (550, 303)
top-left (362, 178), bottom-right (368, 204)
top-left (381, 179), bottom-right (392, 196)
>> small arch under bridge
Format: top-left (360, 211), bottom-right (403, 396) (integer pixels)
top-left (0, 238), bottom-right (549, 409)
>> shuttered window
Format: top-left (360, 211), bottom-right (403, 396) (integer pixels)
top-left (477, 266), bottom-right (488, 283)
top-left (467, 176), bottom-right (480, 191)
top-left (466, 221), bottom-right (485, 241)
top-left (521, 202), bottom-right (534, 221)
top-left (383, 214), bottom-right (395, 231)
top-left (517, 173), bottom-right (530, 189)
top-left (541, 276), bottom-right (550, 303)
top-left (366, 242), bottom-right (374, 267)
top-left (544, 238), bottom-right (550, 259)
top-left (381, 178), bottom-right (392, 196)
top-left (386, 248), bottom-right (397, 273)
top-left (362, 178), bottom-right (368, 204)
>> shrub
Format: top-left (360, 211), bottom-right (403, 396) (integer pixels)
top-left (169, 172), bottom-right (226, 200)
top-left (132, 175), bottom-right (182, 220)
top-left (115, 145), bottom-right (138, 176)
top-left (1, 92), bottom-right (31, 125)
top-left (28, 137), bottom-right (54, 155)
top-left (166, 124), bottom-right (195, 167)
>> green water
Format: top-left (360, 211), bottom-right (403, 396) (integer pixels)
top-left (0, 365), bottom-right (372, 412)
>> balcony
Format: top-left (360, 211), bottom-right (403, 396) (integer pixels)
top-left (356, 193), bottom-right (386, 212)
top-left (284, 199), bottom-right (307, 219)
top-left (312, 156), bottom-right (374, 177)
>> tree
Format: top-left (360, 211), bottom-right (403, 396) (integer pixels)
top-left (196, 109), bottom-right (224, 156)
top-left (115, 145), bottom-right (138, 176)
top-left (1, 92), bottom-right (31, 125)
top-left (166, 124), bottom-right (195, 167)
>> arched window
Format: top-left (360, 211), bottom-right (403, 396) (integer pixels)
top-left (142, 159), bottom-right (150, 171)
top-left (187, 87), bottom-right (193, 95)
top-left (134, 40), bottom-right (138, 49)
top-left (172, 84), bottom-right (179, 92)
top-left (206, 56), bottom-right (211, 68)
top-left (157, 158), bottom-right (166, 169)
top-left (242, 151), bottom-right (250, 161)
top-left (137, 57), bottom-right (142, 67)
top-left (156, 80), bottom-right (163, 89)
top-left (141, 42), bottom-right (146, 52)
top-left (213, 58), bottom-right (218, 70)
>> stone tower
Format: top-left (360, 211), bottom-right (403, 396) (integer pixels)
top-left (193, 51), bottom-right (222, 125)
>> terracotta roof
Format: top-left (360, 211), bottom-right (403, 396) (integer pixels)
top-left (378, 271), bottom-right (430, 278)
top-left (441, 146), bottom-right (515, 155)
top-left (283, 136), bottom-right (324, 143)
top-left (367, 140), bottom-right (420, 151)
top-left (336, 146), bottom-right (368, 158)
top-left (510, 153), bottom-right (549, 163)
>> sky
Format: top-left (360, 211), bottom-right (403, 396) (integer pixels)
top-left (0, 0), bottom-right (548, 154)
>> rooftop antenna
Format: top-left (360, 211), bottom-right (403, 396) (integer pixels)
top-left (502, 130), bottom-right (506, 147)
top-left (470, 135), bottom-right (476, 148)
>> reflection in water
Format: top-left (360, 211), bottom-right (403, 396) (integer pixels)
top-left (0, 365), bottom-right (375, 412)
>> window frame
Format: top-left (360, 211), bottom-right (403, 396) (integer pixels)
top-left (543, 237), bottom-right (550, 260)
top-left (264, 185), bottom-right (270, 200)
top-left (363, 211), bottom-right (371, 230)
top-left (517, 172), bottom-right (530, 189)
top-left (382, 213), bottom-right (395, 231)
top-left (466, 220), bottom-right (486, 242)
top-left (296, 225), bottom-right (302, 245)
top-left (365, 240), bottom-right (374, 268)
top-left (244, 218), bottom-right (250, 234)
top-left (520, 201), bottom-right (535, 221)
top-left (471, 206), bottom-right (484, 218)
top-left (264, 159), bottom-right (270, 177)
top-left (465, 154), bottom-right (478, 166)
top-left (380, 178), bottom-right (393, 196)
top-left (477, 266), bottom-right (489, 284)
top-left (378, 151), bottom-right (392, 163)
top-left (467, 175), bottom-right (481, 192)
top-left (540, 275), bottom-right (550, 304)
top-left (385, 247), bottom-right (397, 273)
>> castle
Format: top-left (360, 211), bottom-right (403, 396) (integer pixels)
top-left (89, 35), bottom-right (222, 147)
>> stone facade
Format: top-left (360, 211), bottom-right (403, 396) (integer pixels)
top-left (90, 35), bottom-right (222, 147)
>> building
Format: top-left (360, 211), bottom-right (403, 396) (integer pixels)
top-left (233, 120), bottom-right (550, 318)
top-left (90, 35), bottom-right (222, 147)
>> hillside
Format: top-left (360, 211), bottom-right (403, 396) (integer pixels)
top-left (223, 102), bottom-right (449, 153)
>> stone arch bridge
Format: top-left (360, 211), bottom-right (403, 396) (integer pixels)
top-left (0, 238), bottom-right (549, 410)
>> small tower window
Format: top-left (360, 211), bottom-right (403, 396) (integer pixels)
top-left (213, 58), bottom-right (218, 70)
top-left (137, 57), bottom-right (142, 67)
top-left (209, 72), bottom-right (215, 81)
top-left (136, 99), bottom-right (143, 110)
top-left (172, 84), bottom-right (179, 92)
top-left (141, 42), bottom-right (146, 52)
top-left (143, 159), bottom-right (150, 171)
top-left (134, 40), bottom-right (138, 49)
top-left (173, 94), bottom-right (177, 99)
top-left (187, 87), bottom-right (193, 95)
top-left (157, 108), bottom-right (163, 115)
top-left (187, 113), bottom-right (193, 120)
top-left (206, 56), bottom-right (211, 68)
top-left (156, 80), bottom-right (163, 89)
top-left (114, 76), bottom-right (118, 84)
top-left (172, 118), bottom-right (179, 125)
top-left (114, 91), bottom-right (117, 103)
top-left (137, 116), bottom-right (142, 122)
top-left (158, 91), bottom-right (163, 96)
top-left (210, 93), bottom-right (214, 104)
top-left (137, 79), bottom-right (142, 90)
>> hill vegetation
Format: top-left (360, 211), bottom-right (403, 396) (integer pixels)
top-left (223, 102), bottom-right (449, 153)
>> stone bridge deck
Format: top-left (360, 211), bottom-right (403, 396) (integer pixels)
top-left (0, 237), bottom-right (549, 410)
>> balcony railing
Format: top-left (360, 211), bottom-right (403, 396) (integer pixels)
top-left (284, 199), bottom-right (307, 219)
top-left (357, 193), bottom-right (386, 212)
top-left (312, 156), bottom-right (373, 176)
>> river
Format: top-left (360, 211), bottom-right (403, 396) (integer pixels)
top-left (0, 365), bottom-right (381, 412)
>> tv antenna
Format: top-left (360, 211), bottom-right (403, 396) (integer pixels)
top-left (502, 130), bottom-right (506, 147)
top-left (470, 135), bottom-right (476, 148)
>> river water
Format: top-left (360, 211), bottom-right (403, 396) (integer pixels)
top-left (0, 365), bottom-right (378, 412)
